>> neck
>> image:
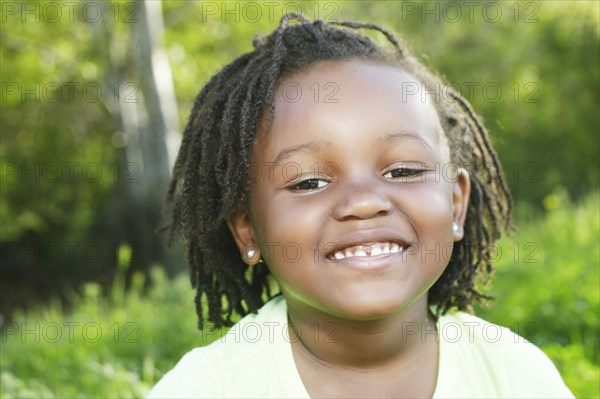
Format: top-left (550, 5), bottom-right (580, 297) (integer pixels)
top-left (286, 296), bottom-right (437, 370)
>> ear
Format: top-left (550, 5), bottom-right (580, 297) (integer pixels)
top-left (452, 167), bottom-right (471, 241)
top-left (226, 208), bottom-right (260, 264)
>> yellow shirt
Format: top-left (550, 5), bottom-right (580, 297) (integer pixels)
top-left (147, 295), bottom-right (574, 398)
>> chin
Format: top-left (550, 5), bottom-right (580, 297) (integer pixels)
top-left (329, 292), bottom-right (418, 321)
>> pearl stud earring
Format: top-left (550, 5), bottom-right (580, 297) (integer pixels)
top-left (453, 223), bottom-right (460, 233)
top-left (247, 248), bottom-right (256, 259)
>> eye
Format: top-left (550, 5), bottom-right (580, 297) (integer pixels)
top-left (289, 178), bottom-right (329, 191)
top-left (383, 168), bottom-right (424, 179)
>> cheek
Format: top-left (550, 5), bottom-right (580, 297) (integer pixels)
top-left (253, 201), bottom-right (327, 298)
top-left (251, 191), bottom-right (326, 263)
top-left (403, 182), bottom-right (455, 260)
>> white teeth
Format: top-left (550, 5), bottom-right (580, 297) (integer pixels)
top-left (329, 242), bottom-right (403, 260)
top-left (371, 246), bottom-right (382, 256)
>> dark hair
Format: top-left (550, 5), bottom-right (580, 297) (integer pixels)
top-left (166, 13), bottom-right (512, 329)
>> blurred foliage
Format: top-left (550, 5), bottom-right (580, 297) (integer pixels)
top-left (0, 255), bottom-right (233, 398)
top-left (475, 190), bottom-right (600, 398)
top-left (2, 191), bottom-right (598, 398)
top-left (476, 190), bottom-right (599, 355)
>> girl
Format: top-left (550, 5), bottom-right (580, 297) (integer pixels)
top-left (149, 14), bottom-right (573, 398)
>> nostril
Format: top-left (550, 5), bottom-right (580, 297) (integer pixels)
top-left (333, 193), bottom-right (393, 221)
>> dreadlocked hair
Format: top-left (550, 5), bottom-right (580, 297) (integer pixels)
top-left (165, 13), bottom-right (513, 329)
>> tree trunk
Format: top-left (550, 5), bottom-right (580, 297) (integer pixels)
top-left (88, 0), bottom-right (181, 278)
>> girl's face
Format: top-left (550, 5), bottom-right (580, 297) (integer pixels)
top-left (229, 60), bottom-right (470, 321)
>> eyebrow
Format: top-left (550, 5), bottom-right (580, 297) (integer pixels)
top-left (272, 132), bottom-right (433, 165)
top-left (273, 140), bottom-right (329, 165)
top-left (383, 132), bottom-right (434, 151)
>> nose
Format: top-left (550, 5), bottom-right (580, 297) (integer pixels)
top-left (332, 179), bottom-right (393, 221)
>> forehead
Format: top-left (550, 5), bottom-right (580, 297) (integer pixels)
top-left (254, 60), bottom-right (448, 159)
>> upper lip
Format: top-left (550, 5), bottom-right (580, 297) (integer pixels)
top-left (323, 229), bottom-right (412, 258)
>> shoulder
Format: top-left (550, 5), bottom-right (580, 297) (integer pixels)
top-left (146, 346), bottom-right (223, 398)
top-left (147, 296), bottom-right (293, 398)
top-left (435, 312), bottom-right (574, 398)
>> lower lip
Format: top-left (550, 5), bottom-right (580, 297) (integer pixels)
top-left (326, 251), bottom-right (405, 271)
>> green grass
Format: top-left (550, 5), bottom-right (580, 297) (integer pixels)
top-left (475, 190), bottom-right (600, 398)
top-left (1, 257), bottom-right (224, 398)
top-left (2, 192), bottom-right (598, 398)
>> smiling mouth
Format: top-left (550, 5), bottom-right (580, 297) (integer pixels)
top-left (326, 241), bottom-right (409, 260)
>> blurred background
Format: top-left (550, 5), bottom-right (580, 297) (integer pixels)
top-left (1, 0), bottom-right (598, 397)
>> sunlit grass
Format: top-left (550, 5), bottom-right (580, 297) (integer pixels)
top-left (475, 190), bottom-right (600, 397)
